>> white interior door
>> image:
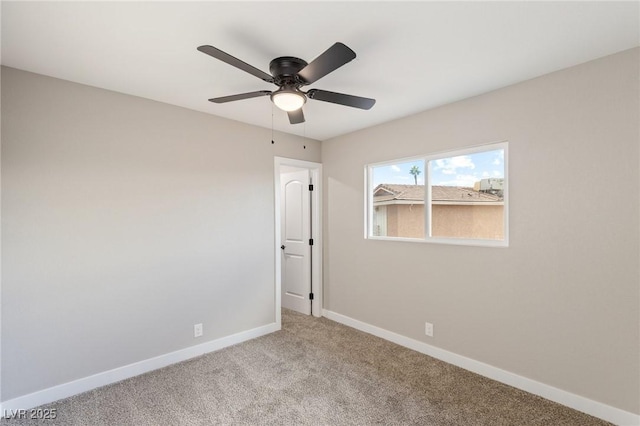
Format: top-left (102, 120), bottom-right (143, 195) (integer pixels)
top-left (280, 170), bottom-right (311, 315)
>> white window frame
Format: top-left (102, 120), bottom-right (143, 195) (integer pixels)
top-left (365, 141), bottom-right (509, 247)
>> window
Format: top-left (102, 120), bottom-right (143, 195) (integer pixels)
top-left (370, 159), bottom-right (425, 238)
top-left (366, 142), bottom-right (508, 247)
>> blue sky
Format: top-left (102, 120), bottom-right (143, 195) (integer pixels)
top-left (372, 149), bottom-right (504, 187)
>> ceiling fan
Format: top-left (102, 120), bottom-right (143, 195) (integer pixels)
top-left (197, 42), bottom-right (375, 124)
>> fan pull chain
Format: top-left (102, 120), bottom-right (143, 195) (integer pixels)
top-left (271, 104), bottom-right (275, 144)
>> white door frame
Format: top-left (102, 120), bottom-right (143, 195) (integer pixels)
top-left (274, 157), bottom-right (322, 325)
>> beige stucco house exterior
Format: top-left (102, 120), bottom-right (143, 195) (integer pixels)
top-left (372, 184), bottom-right (504, 239)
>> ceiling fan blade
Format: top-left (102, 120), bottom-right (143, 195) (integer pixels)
top-left (287, 109), bottom-right (305, 124)
top-left (208, 91), bottom-right (272, 103)
top-left (198, 45), bottom-right (274, 83)
top-left (307, 89), bottom-right (375, 110)
top-left (297, 42), bottom-right (356, 84)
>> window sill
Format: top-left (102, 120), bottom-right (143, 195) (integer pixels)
top-left (366, 235), bottom-right (509, 248)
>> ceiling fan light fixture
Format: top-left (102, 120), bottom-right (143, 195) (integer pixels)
top-left (271, 89), bottom-right (306, 112)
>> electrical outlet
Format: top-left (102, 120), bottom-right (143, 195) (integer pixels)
top-left (425, 322), bottom-right (433, 337)
top-left (194, 323), bottom-right (203, 338)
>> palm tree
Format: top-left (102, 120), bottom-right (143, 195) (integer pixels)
top-left (409, 165), bottom-right (421, 185)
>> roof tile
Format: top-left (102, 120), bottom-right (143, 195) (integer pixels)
top-left (373, 184), bottom-right (502, 202)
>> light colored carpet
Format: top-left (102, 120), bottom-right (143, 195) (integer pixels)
top-left (2, 309), bottom-right (610, 425)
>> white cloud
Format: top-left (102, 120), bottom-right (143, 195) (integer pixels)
top-left (391, 165), bottom-right (401, 172)
top-left (482, 171), bottom-right (490, 177)
top-left (493, 170), bottom-right (503, 177)
top-left (492, 158), bottom-right (501, 165)
top-left (432, 155), bottom-right (475, 175)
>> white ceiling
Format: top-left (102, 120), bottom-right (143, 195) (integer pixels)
top-left (2, 1), bottom-right (638, 141)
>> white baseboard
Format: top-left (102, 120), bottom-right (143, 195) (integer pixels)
top-left (322, 309), bottom-right (639, 426)
top-left (0, 322), bottom-right (280, 416)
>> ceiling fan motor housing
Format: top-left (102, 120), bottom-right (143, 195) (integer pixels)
top-left (269, 56), bottom-right (308, 86)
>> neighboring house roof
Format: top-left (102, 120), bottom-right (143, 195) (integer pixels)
top-left (373, 184), bottom-right (503, 205)
top-left (374, 184), bottom-right (424, 202)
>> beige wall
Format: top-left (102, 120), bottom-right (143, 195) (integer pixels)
top-left (0, 67), bottom-right (321, 400)
top-left (383, 204), bottom-right (425, 238)
top-left (322, 48), bottom-right (639, 414)
top-left (397, 204), bottom-right (425, 238)
top-left (381, 204), bottom-right (503, 240)
top-left (432, 205), bottom-right (504, 240)
top-left (386, 205), bottom-right (398, 237)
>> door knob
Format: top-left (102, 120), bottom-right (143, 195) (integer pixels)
top-left (281, 245), bottom-right (286, 250)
